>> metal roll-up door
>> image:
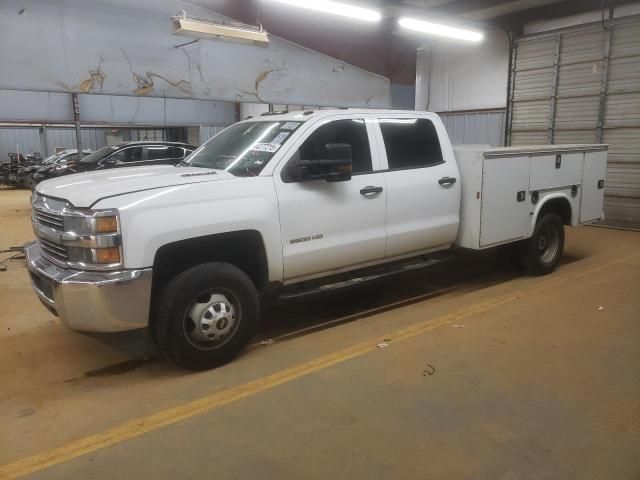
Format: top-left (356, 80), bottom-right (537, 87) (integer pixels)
top-left (507, 15), bottom-right (640, 229)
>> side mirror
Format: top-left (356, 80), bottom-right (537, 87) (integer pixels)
top-left (289, 143), bottom-right (353, 182)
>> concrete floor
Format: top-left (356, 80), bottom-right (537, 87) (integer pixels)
top-left (0, 187), bottom-right (639, 479)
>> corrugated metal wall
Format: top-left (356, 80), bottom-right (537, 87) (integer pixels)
top-left (46, 128), bottom-right (107, 153)
top-left (507, 15), bottom-right (640, 229)
top-left (439, 110), bottom-right (506, 147)
top-left (199, 126), bottom-right (231, 144)
top-left (0, 128), bottom-right (41, 161)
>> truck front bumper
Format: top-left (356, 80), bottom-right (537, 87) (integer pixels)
top-left (25, 242), bottom-right (153, 332)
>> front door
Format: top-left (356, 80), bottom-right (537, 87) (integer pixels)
top-left (274, 115), bottom-right (387, 282)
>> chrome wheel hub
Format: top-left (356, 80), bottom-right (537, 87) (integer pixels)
top-left (186, 293), bottom-right (236, 344)
top-left (537, 225), bottom-right (559, 264)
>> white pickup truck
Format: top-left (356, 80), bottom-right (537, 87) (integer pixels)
top-left (26, 110), bottom-right (608, 370)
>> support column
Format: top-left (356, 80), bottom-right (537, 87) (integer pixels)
top-left (596, 9), bottom-right (613, 143)
top-left (39, 124), bottom-right (48, 157)
top-left (548, 34), bottom-right (561, 144)
top-left (72, 93), bottom-right (83, 157)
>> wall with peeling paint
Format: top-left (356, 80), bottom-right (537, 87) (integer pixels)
top-left (0, 0), bottom-right (391, 108)
top-left (0, 89), bottom-right (236, 126)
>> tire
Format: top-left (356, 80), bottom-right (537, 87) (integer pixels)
top-left (152, 262), bottom-right (259, 371)
top-left (517, 213), bottom-right (565, 276)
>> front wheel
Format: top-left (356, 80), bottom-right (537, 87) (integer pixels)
top-left (517, 213), bottom-right (565, 276)
top-left (152, 262), bottom-right (259, 370)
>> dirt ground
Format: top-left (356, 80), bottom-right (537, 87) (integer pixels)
top-left (0, 186), bottom-right (639, 479)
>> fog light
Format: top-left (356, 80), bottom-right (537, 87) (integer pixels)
top-left (95, 247), bottom-right (121, 264)
top-left (95, 216), bottom-right (118, 233)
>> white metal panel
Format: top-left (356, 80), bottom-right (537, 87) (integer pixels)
top-left (439, 110), bottom-right (505, 147)
top-left (530, 153), bottom-right (584, 190)
top-left (580, 150), bottom-right (608, 222)
top-left (480, 155), bottom-right (531, 247)
top-left (416, 31), bottom-right (509, 112)
top-left (453, 147), bottom-right (484, 249)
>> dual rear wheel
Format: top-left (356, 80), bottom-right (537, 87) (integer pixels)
top-left (516, 212), bottom-right (565, 276)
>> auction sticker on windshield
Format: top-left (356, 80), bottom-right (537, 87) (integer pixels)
top-left (252, 143), bottom-right (280, 153)
top-left (281, 122), bottom-right (300, 130)
top-left (271, 132), bottom-right (290, 145)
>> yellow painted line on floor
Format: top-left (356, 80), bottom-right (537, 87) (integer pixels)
top-left (1, 251), bottom-right (638, 479)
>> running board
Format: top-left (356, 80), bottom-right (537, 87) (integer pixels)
top-left (278, 255), bottom-right (451, 302)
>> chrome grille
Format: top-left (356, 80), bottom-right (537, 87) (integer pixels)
top-left (33, 209), bottom-right (64, 230)
top-left (40, 238), bottom-right (69, 262)
top-left (31, 194), bottom-right (69, 265)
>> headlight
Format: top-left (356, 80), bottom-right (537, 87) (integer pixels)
top-left (67, 246), bottom-right (121, 265)
top-left (62, 209), bottom-right (122, 269)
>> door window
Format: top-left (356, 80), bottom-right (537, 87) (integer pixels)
top-left (110, 147), bottom-right (143, 163)
top-left (167, 146), bottom-right (188, 158)
top-left (379, 118), bottom-right (443, 170)
top-left (298, 119), bottom-right (372, 174)
top-left (145, 146), bottom-right (170, 160)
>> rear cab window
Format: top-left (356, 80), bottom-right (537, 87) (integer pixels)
top-left (378, 118), bottom-right (443, 170)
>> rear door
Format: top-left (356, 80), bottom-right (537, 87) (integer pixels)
top-left (274, 114), bottom-right (387, 282)
top-left (374, 115), bottom-right (460, 258)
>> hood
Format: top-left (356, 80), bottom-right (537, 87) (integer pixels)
top-left (36, 165), bottom-right (233, 207)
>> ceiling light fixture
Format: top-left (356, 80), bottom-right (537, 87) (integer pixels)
top-left (265, 0), bottom-right (381, 22)
top-left (398, 17), bottom-right (483, 42)
top-left (171, 12), bottom-right (269, 46)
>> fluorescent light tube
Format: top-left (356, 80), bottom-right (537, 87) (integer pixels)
top-left (265, 0), bottom-right (381, 22)
top-left (398, 17), bottom-right (483, 42)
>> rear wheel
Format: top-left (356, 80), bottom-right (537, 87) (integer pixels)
top-left (152, 262), bottom-right (259, 370)
top-left (517, 213), bottom-right (564, 276)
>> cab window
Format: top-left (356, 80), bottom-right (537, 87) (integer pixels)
top-left (379, 118), bottom-right (443, 170)
top-left (298, 119), bottom-right (372, 174)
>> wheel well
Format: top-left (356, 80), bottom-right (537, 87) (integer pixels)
top-left (538, 197), bottom-right (572, 225)
top-left (151, 230), bottom-right (269, 298)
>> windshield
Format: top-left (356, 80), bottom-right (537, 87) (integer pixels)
top-left (185, 121), bottom-right (302, 177)
top-left (42, 154), bottom-right (62, 165)
top-left (79, 145), bottom-right (120, 164)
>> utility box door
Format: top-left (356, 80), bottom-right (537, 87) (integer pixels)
top-left (480, 156), bottom-right (532, 248)
top-left (580, 150), bottom-right (608, 223)
top-left (530, 153), bottom-right (584, 190)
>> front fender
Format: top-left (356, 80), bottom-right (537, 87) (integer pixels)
top-left (93, 177), bottom-right (283, 282)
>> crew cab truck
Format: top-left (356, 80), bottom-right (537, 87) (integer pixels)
top-left (26, 110), bottom-right (607, 370)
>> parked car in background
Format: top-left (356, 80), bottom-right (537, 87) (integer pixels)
top-left (21, 149), bottom-right (93, 189)
top-left (31, 141), bottom-right (196, 186)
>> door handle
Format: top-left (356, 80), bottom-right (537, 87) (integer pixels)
top-left (438, 177), bottom-right (457, 186)
top-left (360, 186), bottom-right (383, 195)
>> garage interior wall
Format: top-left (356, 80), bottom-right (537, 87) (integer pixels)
top-left (0, 0), bottom-right (394, 160)
top-left (507, 8), bottom-right (640, 229)
top-left (415, 31), bottom-right (510, 146)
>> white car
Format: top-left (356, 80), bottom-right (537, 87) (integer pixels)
top-left (26, 110), bottom-right (607, 370)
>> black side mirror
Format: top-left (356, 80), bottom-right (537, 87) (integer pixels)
top-left (289, 143), bottom-right (353, 182)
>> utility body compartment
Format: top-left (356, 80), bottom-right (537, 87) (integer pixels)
top-left (454, 144), bottom-right (608, 250)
